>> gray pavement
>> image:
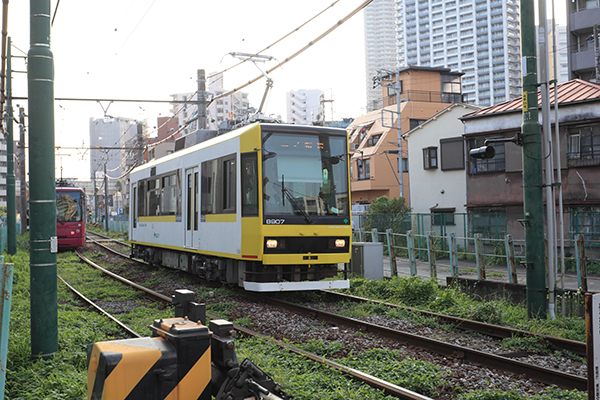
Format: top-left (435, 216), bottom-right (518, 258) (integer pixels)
top-left (380, 255), bottom-right (600, 293)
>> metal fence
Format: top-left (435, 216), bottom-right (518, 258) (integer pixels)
top-left (353, 212), bottom-right (600, 292)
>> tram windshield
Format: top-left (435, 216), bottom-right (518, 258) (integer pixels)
top-left (262, 131), bottom-right (349, 220)
top-left (56, 190), bottom-right (84, 223)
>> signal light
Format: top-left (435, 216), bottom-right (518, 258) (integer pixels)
top-left (469, 145), bottom-right (495, 159)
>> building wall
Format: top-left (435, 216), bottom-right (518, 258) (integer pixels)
top-left (566, 0), bottom-right (600, 81)
top-left (170, 73), bottom-right (250, 134)
top-left (395, 0), bottom-right (521, 106)
top-left (89, 117), bottom-right (138, 180)
top-left (462, 87), bottom-right (600, 240)
top-left (364, 0), bottom-right (398, 112)
top-left (286, 89), bottom-right (324, 124)
top-left (406, 105), bottom-right (477, 215)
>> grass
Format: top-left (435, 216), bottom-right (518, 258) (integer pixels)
top-left (343, 277), bottom-right (587, 342)
top-left (3, 233), bottom-right (588, 400)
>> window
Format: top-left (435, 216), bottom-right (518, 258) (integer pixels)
top-left (357, 158), bottom-right (370, 180)
top-left (160, 173), bottom-right (179, 215)
top-left (138, 171), bottom-right (181, 217)
top-left (431, 208), bottom-right (456, 225)
top-left (569, 206), bottom-right (600, 240)
top-left (201, 153), bottom-right (237, 214)
top-left (423, 147), bottom-right (438, 169)
top-left (469, 209), bottom-right (507, 238)
top-left (410, 119), bottom-right (427, 130)
top-left (241, 153), bottom-right (258, 216)
top-left (366, 134), bottom-right (381, 147)
top-left (440, 137), bottom-right (465, 170)
top-left (568, 125), bottom-right (600, 165)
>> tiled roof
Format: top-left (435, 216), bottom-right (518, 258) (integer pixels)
top-left (461, 79), bottom-right (600, 120)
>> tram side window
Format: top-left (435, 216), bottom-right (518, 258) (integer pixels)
top-left (241, 152), bottom-right (258, 216)
top-left (161, 173), bottom-right (179, 215)
top-left (138, 180), bottom-right (145, 217)
top-left (147, 178), bottom-right (161, 216)
top-left (201, 153), bottom-right (236, 214)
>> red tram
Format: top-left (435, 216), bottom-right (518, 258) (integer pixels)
top-left (56, 187), bottom-right (86, 248)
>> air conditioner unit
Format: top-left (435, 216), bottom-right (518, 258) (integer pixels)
top-left (352, 143), bottom-right (360, 150)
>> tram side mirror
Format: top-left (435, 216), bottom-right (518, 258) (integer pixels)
top-left (469, 145), bottom-right (495, 159)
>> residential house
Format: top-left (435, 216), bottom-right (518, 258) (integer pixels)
top-left (349, 66), bottom-right (464, 205)
top-left (460, 79), bottom-right (600, 240)
top-left (404, 103), bottom-right (481, 237)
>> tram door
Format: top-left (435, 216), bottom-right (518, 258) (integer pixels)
top-left (185, 167), bottom-right (199, 248)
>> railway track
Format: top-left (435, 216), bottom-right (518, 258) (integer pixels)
top-left (246, 292), bottom-right (587, 391)
top-left (80, 238), bottom-right (588, 393)
top-left (72, 248), bottom-right (432, 400)
top-left (318, 290), bottom-right (587, 357)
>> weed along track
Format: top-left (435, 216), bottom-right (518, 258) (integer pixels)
top-left (77, 237), bottom-right (587, 398)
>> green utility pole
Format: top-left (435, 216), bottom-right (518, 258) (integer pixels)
top-left (521, 0), bottom-right (547, 319)
top-left (6, 37), bottom-right (16, 255)
top-left (28, 0), bottom-right (58, 358)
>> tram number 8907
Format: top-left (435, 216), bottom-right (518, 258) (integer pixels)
top-left (265, 219), bottom-right (286, 225)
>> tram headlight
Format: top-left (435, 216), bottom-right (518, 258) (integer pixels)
top-left (266, 239), bottom-right (278, 249)
top-left (335, 239), bottom-right (346, 248)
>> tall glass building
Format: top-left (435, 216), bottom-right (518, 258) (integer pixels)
top-left (364, 0), bottom-right (398, 112)
top-left (364, 0), bottom-right (523, 108)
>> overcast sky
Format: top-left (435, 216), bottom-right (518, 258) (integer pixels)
top-left (8, 0), bottom-right (367, 180)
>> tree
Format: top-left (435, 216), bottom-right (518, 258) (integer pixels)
top-left (363, 196), bottom-right (411, 234)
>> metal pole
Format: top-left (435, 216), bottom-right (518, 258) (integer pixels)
top-left (396, 71), bottom-right (403, 202)
top-left (104, 162), bottom-right (109, 232)
top-left (93, 172), bottom-right (98, 223)
top-left (538, 0), bottom-right (556, 319)
top-left (28, 0), bottom-right (58, 358)
top-left (550, 0), bottom-right (566, 314)
top-left (18, 107), bottom-right (28, 234)
top-left (594, 25), bottom-right (599, 83)
top-left (6, 37), bottom-right (16, 255)
top-left (521, 0), bottom-right (547, 319)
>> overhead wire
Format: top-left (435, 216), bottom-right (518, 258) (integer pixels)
top-left (209, 0), bottom-right (374, 105)
top-left (208, 0), bottom-right (342, 80)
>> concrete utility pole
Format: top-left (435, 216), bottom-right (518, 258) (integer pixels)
top-left (197, 69), bottom-right (207, 129)
top-left (6, 37), bottom-right (16, 255)
top-left (104, 162), bottom-right (109, 232)
top-left (136, 123), bottom-right (144, 166)
top-left (28, 0), bottom-right (58, 358)
top-left (521, 0), bottom-right (547, 319)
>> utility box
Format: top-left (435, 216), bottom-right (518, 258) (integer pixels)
top-left (350, 242), bottom-right (384, 280)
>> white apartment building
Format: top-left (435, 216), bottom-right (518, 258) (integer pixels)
top-left (286, 89), bottom-right (324, 125)
top-left (89, 117), bottom-right (140, 180)
top-left (395, 0), bottom-right (522, 106)
top-left (364, 0), bottom-right (398, 112)
top-left (170, 72), bottom-right (250, 134)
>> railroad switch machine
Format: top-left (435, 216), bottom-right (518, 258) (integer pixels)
top-left (87, 290), bottom-right (290, 400)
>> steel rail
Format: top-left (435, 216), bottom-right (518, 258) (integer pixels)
top-left (230, 322), bottom-right (433, 400)
top-left (75, 249), bottom-right (171, 302)
top-left (75, 249), bottom-right (430, 399)
top-left (320, 290), bottom-right (586, 357)
top-left (57, 275), bottom-right (141, 338)
top-left (248, 294), bottom-right (587, 391)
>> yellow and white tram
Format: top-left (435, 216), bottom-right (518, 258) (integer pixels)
top-left (129, 123), bottom-right (351, 291)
